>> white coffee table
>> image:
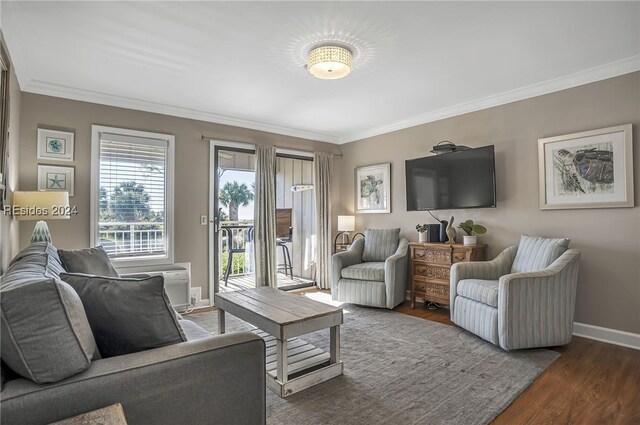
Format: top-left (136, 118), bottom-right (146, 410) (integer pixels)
top-left (214, 287), bottom-right (343, 398)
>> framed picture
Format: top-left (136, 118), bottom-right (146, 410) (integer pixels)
top-left (37, 128), bottom-right (74, 162)
top-left (538, 124), bottom-right (633, 210)
top-left (355, 163), bottom-right (391, 213)
top-left (37, 165), bottom-right (75, 196)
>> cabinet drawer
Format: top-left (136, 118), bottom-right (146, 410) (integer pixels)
top-left (413, 248), bottom-right (452, 265)
top-left (425, 282), bottom-right (449, 300)
top-left (452, 251), bottom-right (468, 264)
top-left (413, 264), bottom-right (450, 281)
top-left (412, 280), bottom-right (426, 293)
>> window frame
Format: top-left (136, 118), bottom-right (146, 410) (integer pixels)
top-left (90, 125), bottom-right (175, 267)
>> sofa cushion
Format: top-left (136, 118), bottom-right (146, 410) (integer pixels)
top-left (2, 242), bottom-right (66, 285)
top-left (362, 228), bottom-right (400, 262)
top-left (457, 279), bottom-right (499, 307)
top-left (60, 273), bottom-right (187, 358)
top-left (58, 246), bottom-right (120, 277)
top-left (0, 279), bottom-right (97, 384)
top-left (511, 234), bottom-right (570, 274)
top-left (180, 319), bottom-right (213, 341)
top-left (341, 262), bottom-right (386, 282)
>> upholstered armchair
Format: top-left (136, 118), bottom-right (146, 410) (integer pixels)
top-left (332, 228), bottom-right (409, 309)
top-left (450, 235), bottom-right (581, 350)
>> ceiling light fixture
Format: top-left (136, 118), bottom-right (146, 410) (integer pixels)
top-left (307, 45), bottom-right (352, 80)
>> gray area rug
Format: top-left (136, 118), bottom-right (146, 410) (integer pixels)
top-left (187, 294), bottom-right (559, 425)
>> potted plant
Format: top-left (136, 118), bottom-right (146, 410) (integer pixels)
top-left (415, 224), bottom-right (428, 242)
top-left (457, 220), bottom-right (487, 246)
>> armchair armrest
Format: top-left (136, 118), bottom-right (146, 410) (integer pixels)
top-left (498, 249), bottom-right (581, 350)
top-left (384, 238), bottom-right (409, 309)
top-left (450, 246), bottom-right (517, 316)
top-left (0, 332), bottom-right (266, 425)
top-left (331, 238), bottom-right (364, 290)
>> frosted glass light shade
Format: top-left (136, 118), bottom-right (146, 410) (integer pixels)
top-left (337, 215), bottom-right (355, 232)
top-left (308, 46), bottom-right (352, 80)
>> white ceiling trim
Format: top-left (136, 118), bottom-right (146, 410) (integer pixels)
top-left (22, 79), bottom-right (340, 144)
top-left (337, 55), bottom-right (640, 145)
top-left (21, 55), bottom-right (640, 146)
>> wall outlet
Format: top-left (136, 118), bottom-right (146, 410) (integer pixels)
top-left (190, 287), bottom-right (201, 304)
top-left (200, 215), bottom-right (207, 226)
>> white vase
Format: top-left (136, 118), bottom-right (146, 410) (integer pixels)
top-left (463, 235), bottom-right (477, 246)
top-left (418, 232), bottom-right (427, 242)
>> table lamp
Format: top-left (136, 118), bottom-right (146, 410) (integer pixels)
top-left (335, 215), bottom-right (356, 250)
top-left (13, 191), bottom-right (70, 244)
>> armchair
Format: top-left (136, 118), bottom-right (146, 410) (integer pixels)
top-left (331, 228), bottom-right (409, 309)
top-left (450, 234), bottom-right (580, 350)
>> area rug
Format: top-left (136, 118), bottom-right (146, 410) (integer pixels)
top-left (187, 293), bottom-right (559, 425)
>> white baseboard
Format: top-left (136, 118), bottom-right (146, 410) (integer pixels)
top-left (573, 322), bottom-right (640, 351)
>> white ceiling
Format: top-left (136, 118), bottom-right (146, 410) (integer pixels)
top-left (3, 2), bottom-right (639, 144)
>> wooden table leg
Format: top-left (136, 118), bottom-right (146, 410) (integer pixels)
top-left (330, 325), bottom-right (340, 364)
top-left (276, 338), bottom-right (288, 384)
top-left (218, 308), bottom-right (226, 334)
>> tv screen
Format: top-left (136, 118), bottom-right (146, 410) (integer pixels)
top-left (405, 146), bottom-right (496, 211)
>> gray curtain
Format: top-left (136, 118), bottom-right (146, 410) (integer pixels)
top-left (254, 145), bottom-right (277, 288)
top-left (314, 152), bottom-right (333, 289)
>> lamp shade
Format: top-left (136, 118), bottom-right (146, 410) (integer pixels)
top-left (337, 215), bottom-right (355, 232)
top-left (12, 191), bottom-right (70, 221)
top-left (307, 45), bottom-right (353, 80)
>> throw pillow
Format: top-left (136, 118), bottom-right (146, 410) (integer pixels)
top-left (511, 234), bottom-right (570, 274)
top-left (60, 273), bottom-right (187, 357)
top-left (362, 228), bottom-right (401, 262)
top-left (58, 246), bottom-right (120, 277)
top-left (0, 277), bottom-right (98, 383)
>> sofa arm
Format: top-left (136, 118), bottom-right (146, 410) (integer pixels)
top-left (331, 238), bottom-right (364, 290)
top-left (498, 249), bottom-right (581, 350)
top-left (384, 238), bottom-right (409, 309)
top-left (0, 332), bottom-right (266, 425)
top-left (450, 246), bottom-right (517, 316)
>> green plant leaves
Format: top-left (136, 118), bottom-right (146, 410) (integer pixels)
top-left (458, 219), bottom-right (487, 236)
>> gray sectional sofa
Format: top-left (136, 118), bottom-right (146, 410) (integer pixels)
top-left (0, 243), bottom-right (266, 425)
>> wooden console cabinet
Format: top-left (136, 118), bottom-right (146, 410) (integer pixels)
top-left (409, 242), bottom-right (486, 309)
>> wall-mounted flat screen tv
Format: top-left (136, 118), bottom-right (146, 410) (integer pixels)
top-left (405, 145), bottom-right (496, 211)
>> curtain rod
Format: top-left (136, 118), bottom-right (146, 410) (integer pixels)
top-left (200, 134), bottom-right (343, 157)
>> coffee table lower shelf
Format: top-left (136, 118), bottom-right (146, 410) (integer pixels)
top-left (253, 329), bottom-right (343, 398)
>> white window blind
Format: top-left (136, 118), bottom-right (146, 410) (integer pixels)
top-left (98, 132), bottom-right (169, 258)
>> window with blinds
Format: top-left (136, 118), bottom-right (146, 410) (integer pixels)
top-left (95, 130), bottom-right (172, 260)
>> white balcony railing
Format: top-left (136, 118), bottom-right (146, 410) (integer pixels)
top-left (99, 222), bottom-right (165, 256)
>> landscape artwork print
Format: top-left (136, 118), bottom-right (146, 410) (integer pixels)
top-left (539, 125), bottom-right (633, 209)
top-left (356, 163), bottom-right (391, 213)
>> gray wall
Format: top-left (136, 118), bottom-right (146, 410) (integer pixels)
top-left (0, 32), bottom-right (21, 273)
top-left (18, 93), bottom-right (339, 298)
top-left (336, 72), bottom-right (640, 334)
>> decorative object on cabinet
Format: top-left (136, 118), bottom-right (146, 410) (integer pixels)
top-left (538, 124), bottom-right (633, 210)
top-left (37, 164), bottom-right (75, 196)
top-left (409, 242), bottom-right (486, 309)
top-left (355, 163), bottom-right (391, 213)
top-left (416, 224), bottom-right (428, 242)
top-left (445, 216), bottom-right (456, 244)
top-left (458, 219), bottom-right (487, 246)
top-left (37, 128), bottom-right (75, 162)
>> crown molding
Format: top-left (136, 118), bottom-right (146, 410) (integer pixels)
top-left (22, 79), bottom-right (340, 144)
top-left (21, 55), bottom-right (640, 146)
top-left (336, 55), bottom-right (640, 144)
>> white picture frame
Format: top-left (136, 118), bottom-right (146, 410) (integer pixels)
top-left (355, 163), bottom-right (391, 214)
top-left (538, 124), bottom-right (633, 210)
top-left (37, 128), bottom-right (74, 162)
top-left (37, 164), bottom-right (75, 196)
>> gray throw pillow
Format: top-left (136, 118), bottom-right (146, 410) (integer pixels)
top-left (0, 278), bottom-right (98, 383)
top-left (58, 246), bottom-right (120, 277)
top-left (362, 228), bottom-right (401, 262)
top-left (60, 273), bottom-right (187, 358)
top-left (511, 234), bottom-right (570, 274)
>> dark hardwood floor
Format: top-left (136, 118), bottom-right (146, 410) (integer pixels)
top-left (395, 300), bottom-right (640, 425)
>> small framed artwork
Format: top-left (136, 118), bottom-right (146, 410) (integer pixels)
top-left (37, 128), bottom-right (74, 162)
top-left (538, 124), bottom-right (633, 210)
top-left (37, 165), bottom-right (75, 196)
top-left (355, 163), bottom-right (391, 213)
